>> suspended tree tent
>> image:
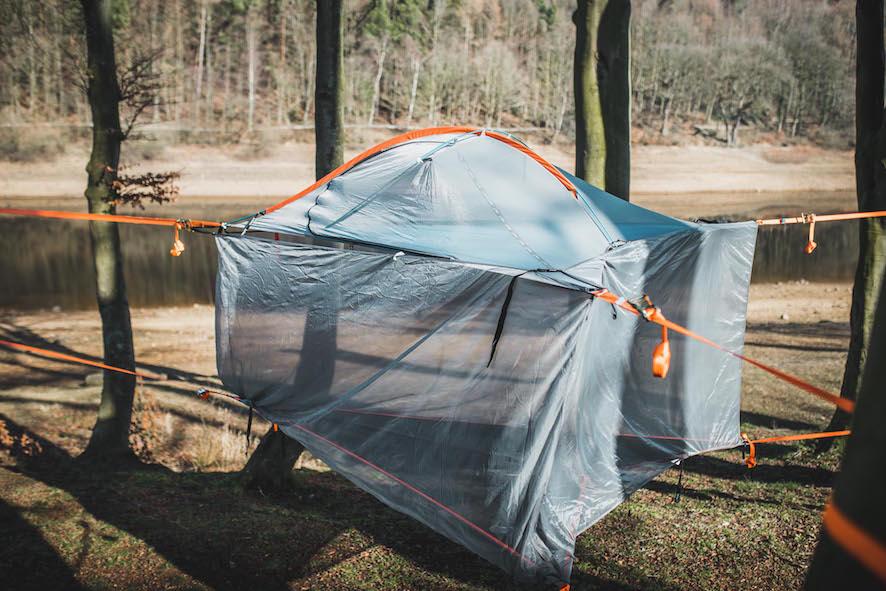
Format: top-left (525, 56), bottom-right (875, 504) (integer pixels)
top-left (213, 127), bottom-right (757, 586)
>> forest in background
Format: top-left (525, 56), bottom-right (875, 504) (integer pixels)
top-left (0, 0), bottom-right (856, 151)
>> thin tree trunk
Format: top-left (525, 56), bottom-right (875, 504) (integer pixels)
top-left (223, 41), bottom-right (231, 127)
top-left (195, 0), bottom-right (208, 123)
top-left (573, 0), bottom-right (631, 200)
top-left (821, 0), bottom-right (886, 445)
top-left (315, 0), bottom-right (344, 179)
top-left (79, 0), bottom-right (137, 464)
top-left (174, 0), bottom-right (184, 123)
top-left (368, 35), bottom-right (388, 126)
top-left (405, 55), bottom-right (421, 128)
top-left (247, 7), bottom-right (258, 132)
top-left (27, 11), bottom-right (36, 115)
top-left (426, 1), bottom-right (443, 124)
top-left (150, 0), bottom-right (160, 122)
top-left (205, 9), bottom-right (214, 125)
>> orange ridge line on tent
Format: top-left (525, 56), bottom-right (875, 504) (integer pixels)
top-left (263, 126), bottom-right (577, 215)
top-left (591, 289), bottom-right (855, 414)
top-left (823, 501), bottom-right (886, 584)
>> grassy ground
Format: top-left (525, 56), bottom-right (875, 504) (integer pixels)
top-left (0, 282), bottom-right (849, 590)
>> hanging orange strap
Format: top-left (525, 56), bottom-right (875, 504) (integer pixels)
top-left (823, 501), bottom-right (886, 584)
top-left (740, 430), bottom-right (851, 468)
top-left (592, 289), bottom-right (855, 414)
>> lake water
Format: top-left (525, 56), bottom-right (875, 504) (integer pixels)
top-left (0, 203), bottom-right (859, 310)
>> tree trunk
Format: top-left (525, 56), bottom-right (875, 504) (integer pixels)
top-left (194, 0), bottom-right (208, 123)
top-left (277, 2), bottom-right (287, 125)
top-left (573, 0), bottom-right (631, 201)
top-left (804, 241), bottom-right (886, 590)
top-left (405, 55), bottom-right (421, 128)
top-left (246, 6), bottom-right (258, 132)
top-left (205, 9), bottom-right (214, 125)
top-left (79, 0), bottom-right (137, 464)
top-left (821, 0), bottom-right (886, 445)
top-left (240, 0), bottom-right (345, 491)
top-left (174, 0), bottom-right (184, 123)
top-left (240, 425), bottom-right (305, 493)
top-left (314, 0), bottom-right (344, 179)
top-left (368, 35), bottom-right (388, 126)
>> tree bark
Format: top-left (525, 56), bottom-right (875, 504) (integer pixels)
top-left (79, 0), bottom-right (137, 464)
top-left (240, 425), bottom-right (305, 492)
top-left (314, 0), bottom-right (344, 179)
top-left (573, 0), bottom-right (631, 200)
top-left (804, 239), bottom-right (886, 590)
top-left (821, 0), bottom-right (886, 445)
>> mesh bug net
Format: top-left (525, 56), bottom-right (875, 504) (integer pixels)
top-left (214, 129), bottom-right (756, 586)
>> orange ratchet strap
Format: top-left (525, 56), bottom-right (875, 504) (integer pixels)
top-left (740, 430), bottom-right (851, 468)
top-left (824, 501), bottom-right (886, 584)
top-left (592, 289), bottom-right (854, 414)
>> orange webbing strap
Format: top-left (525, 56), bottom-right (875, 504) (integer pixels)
top-left (756, 210), bottom-right (886, 225)
top-left (0, 208), bottom-right (220, 257)
top-left (264, 126), bottom-right (577, 214)
top-left (740, 430), bottom-right (850, 468)
top-left (824, 501), bottom-right (886, 584)
top-left (0, 338), bottom-right (153, 379)
top-left (0, 207), bottom-right (220, 229)
top-left (0, 337), bottom-right (240, 402)
top-left (592, 289), bottom-right (855, 414)
top-left (757, 210), bottom-right (886, 254)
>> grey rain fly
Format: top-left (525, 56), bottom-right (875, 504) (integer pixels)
top-left (214, 131), bottom-right (757, 586)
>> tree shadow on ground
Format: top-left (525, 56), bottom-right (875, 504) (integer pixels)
top-left (739, 410), bottom-right (820, 432)
top-left (680, 453), bottom-right (835, 488)
top-left (2, 414), bottom-right (613, 591)
top-left (0, 322), bottom-right (222, 393)
top-left (0, 497), bottom-right (86, 591)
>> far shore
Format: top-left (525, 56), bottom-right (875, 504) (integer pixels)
top-left (0, 140), bottom-right (855, 221)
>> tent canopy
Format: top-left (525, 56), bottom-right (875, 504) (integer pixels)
top-left (250, 129), bottom-right (693, 270)
top-left (215, 128), bottom-right (757, 587)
